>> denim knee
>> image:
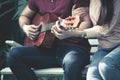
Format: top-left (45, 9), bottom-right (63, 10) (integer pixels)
top-left (7, 47), bottom-right (23, 66)
top-left (63, 52), bottom-right (80, 67)
top-left (62, 51), bottom-right (84, 80)
top-left (99, 61), bottom-right (109, 74)
top-left (98, 58), bottom-right (113, 78)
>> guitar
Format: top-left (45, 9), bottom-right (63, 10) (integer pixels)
top-left (24, 13), bottom-right (80, 48)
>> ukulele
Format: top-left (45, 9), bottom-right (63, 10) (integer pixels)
top-left (24, 13), bottom-right (80, 48)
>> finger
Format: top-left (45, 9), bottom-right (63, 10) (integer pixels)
top-left (52, 29), bottom-right (59, 37)
top-left (56, 26), bottom-right (66, 33)
top-left (28, 35), bottom-right (35, 40)
top-left (29, 32), bottom-right (40, 40)
top-left (64, 21), bottom-right (74, 27)
top-left (64, 16), bottom-right (79, 28)
top-left (51, 25), bottom-right (56, 31)
top-left (29, 31), bottom-right (39, 36)
top-left (52, 27), bottom-right (63, 36)
top-left (29, 25), bottom-right (40, 33)
top-left (65, 16), bottom-right (76, 21)
top-left (53, 25), bottom-right (64, 33)
top-left (51, 26), bottom-right (55, 33)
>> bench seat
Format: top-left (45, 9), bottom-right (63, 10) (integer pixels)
top-left (0, 66), bottom-right (88, 80)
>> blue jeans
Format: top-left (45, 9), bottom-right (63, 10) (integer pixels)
top-left (7, 45), bottom-right (90, 80)
top-left (87, 45), bottom-right (120, 80)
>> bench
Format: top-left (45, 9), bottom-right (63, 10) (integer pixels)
top-left (0, 39), bottom-right (98, 80)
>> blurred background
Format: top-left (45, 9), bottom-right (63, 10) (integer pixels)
top-left (0, 0), bottom-right (28, 71)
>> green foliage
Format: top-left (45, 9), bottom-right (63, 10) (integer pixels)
top-left (0, 0), bottom-right (17, 19)
top-left (0, 45), bottom-right (11, 70)
top-left (0, 0), bottom-right (28, 20)
top-left (13, 0), bottom-right (28, 19)
top-left (0, 0), bottom-right (28, 70)
top-left (0, 0), bottom-right (17, 8)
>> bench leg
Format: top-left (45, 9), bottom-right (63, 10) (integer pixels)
top-left (1, 74), bottom-right (4, 80)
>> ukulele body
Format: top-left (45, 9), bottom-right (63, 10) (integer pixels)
top-left (24, 13), bottom-right (58, 48)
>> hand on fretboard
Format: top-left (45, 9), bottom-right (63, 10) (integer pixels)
top-left (58, 16), bottom-right (83, 31)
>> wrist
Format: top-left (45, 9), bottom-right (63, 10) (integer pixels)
top-left (21, 24), bottom-right (27, 33)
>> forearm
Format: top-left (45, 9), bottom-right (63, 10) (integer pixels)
top-left (72, 7), bottom-right (92, 30)
top-left (84, 25), bottom-right (109, 38)
top-left (78, 14), bottom-right (92, 30)
top-left (19, 15), bottom-right (31, 29)
top-left (19, 5), bottom-right (35, 29)
top-left (71, 7), bottom-right (93, 37)
top-left (73, 26), bottom-right (103, 38)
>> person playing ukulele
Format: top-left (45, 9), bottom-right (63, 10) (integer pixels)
top-left (7, 0), bottom-right (92, 80)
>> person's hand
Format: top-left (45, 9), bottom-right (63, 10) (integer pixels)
top-left (22, 24), bottom-right (40, 40)
top-left (51, 24), bottom-right (81, 39)
top-left (63, 16), bottom-right (80, 30)
top-left (56, 16), bottom-right (80, 30)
